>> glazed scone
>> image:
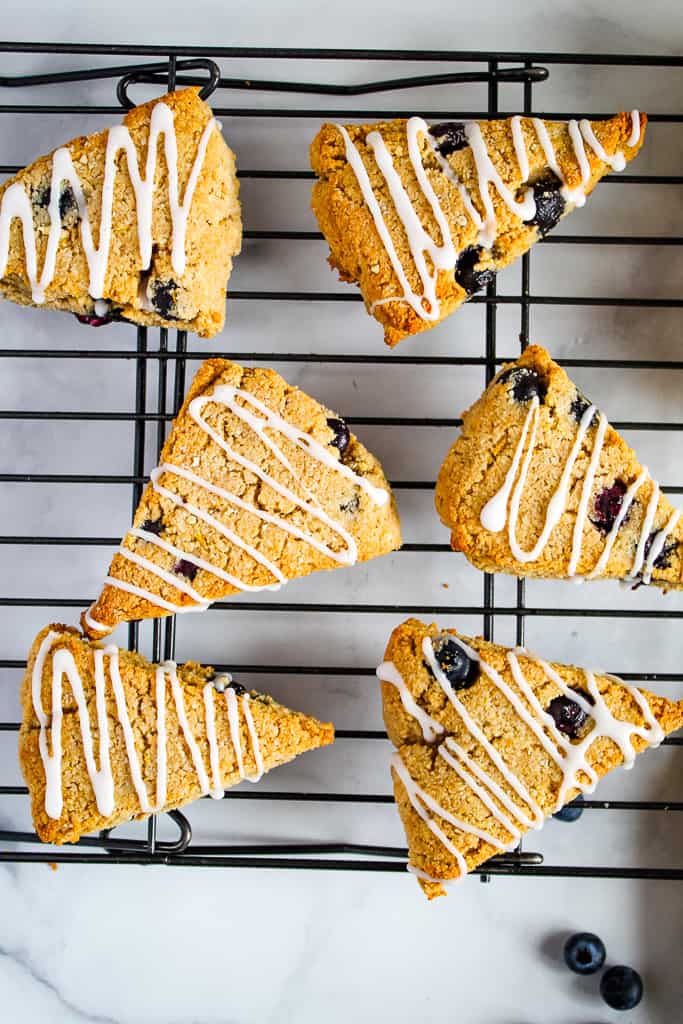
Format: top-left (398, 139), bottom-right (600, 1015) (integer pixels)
top-left (435, 345), bottom-right (683, 590)
top-left (20, 625), bottom-right (334, 844)
top-left (83, 358), bottom-right (402, 637)
top-left (311, 111), bottom-right (646, 346)
top-left (0, 88), bottom-right (241, 338)
top-left (378, 618), bottom-right (683, 898)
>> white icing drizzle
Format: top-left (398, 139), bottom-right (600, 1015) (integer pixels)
top-left (625, 481), bottom-right (660, 580)
top-left (100, 381), bottom-right (388, 620)
top-left (31, 632), bottom-right (264, 820)
top-left (377, 660), bottom-right (444, 743)
top-left (628, 110), bottom-right (641, 148)
top-left (337, 112), bottom-right (636, 323)
top-left (463, 121), bottom-right (536, 247)
top-left (641, 508), bottom-right (681, 585)
top-left (510, 116), bottom-right (529, 182)
top-left (480, 393), bottom-right (676, 585)
top-left (0, 102), bottom-right (216, 304)
top-left (83, 606), bottom-right (110, 635)
top-left (568, 411), bottom-right (608, 576)
top-left (380, 632), bottom-right (664, 880)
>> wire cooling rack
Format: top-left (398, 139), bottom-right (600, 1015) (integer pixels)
top-left (0, 43), bottom-right (682, 879)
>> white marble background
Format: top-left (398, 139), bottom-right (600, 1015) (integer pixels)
top-left (1, 2), bottom-right (682, 1021)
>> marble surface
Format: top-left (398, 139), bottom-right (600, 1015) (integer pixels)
top-left (1, 3), bottom-right (683, 1021)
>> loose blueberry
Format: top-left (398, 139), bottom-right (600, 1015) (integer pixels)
top-left (600, 965), bottom-right (643, 1011)
top-left (326, 417), bottom-right (350, 456)
top-left (173, 558), bottom-right (198, 581)
top-left (591, 481), bottom-right (628, 535)
top-left (429, 121), bottom-right (468, 156)
top-left (497, 365), bottom-right (548, 404)
top-left (140, 518), bottom-right (164, 536)
top-left (553, 794), bottom-right (585, 822)
top-left (524, 171), bottom-right (566, 235)
top-left (643, 531), bottom-right (678, 572)
top-left (149, 279), bottom-right (178, 319)
top-left (547, 687), bottom-right (593, 739)
top-left (75, 313), bottom-right (114, 327)
top-left (563, 932), bottom-right (606, 975)
top-left (428, 634), bottom-right (479, 691)
top-left (454, 246), bottom-right (496, 296)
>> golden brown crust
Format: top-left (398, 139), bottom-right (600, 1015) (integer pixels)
top-left (434, 345), bottom-right (683, 590)
top-left (19, 624), bottom-right (334, 844)
top-left (381, 618), bottom-right (683, 898)
top-left (82, 358), bottom-right (401, 636)
top-left (311, 113), bottom-right (646, 346)
top-left (0, 88), bottom-right (241, 338)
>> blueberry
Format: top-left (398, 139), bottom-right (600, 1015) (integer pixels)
top-left (497, 365), bottom-right (548, 404)
top-left (173, 558), bottom-right (198, 581)
top-left (140, 518), bottom-right (164, 536)
top-left (591, 481), bottom-right (628, 535)
top-left (524, 171), bottom-right (566, 235)
top-left (454, 246), bottom-right (496, 296)
top-left (563, 932), bottom-right (606, 975)
top-left (600, 965), bottom-right (643, 1011)
top-left (547, 687), bottom-right (593, 739)
top-left (428, 634), bottom-right (479, 691)
top-left (569, 389), bottom-right (594, 423)
top-left (75, 313), bottom-right (114, 327)
top-left (339, 493), bottom-right (360, 515)
top-left (58, 184), bottom-right (78, 221)
top-left (553, 794), bottom-right (585, 822)
top-left (429, 121), bottom-right (468, 156)
top-left (326, 417), bottom-right (350, 456)
top-left (643, 531), bottom-right (678, 572)
top-left (149, 279), bottom-right (178, 319)
top-left (228, 680), bottom-right (246, 697)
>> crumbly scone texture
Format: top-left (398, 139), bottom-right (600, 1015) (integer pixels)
top-left (0, 88), bottom-right (241, 338)
top-left (434, 345), bottom-right (683, 590)
top-left (381, 619), bottom-right (683, 898)
top-left (82, 358), bottom-right (401, 637)
top-left (311, 113), bottom-right (646, 346)
top-left (20, 624), bottom-right (334, 844)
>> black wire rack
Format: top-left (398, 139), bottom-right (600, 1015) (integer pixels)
top-left (0, 43), bottom-right (682, 880)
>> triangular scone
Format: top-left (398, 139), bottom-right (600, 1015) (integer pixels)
top-left (0, 88), bottom-right (241, 338)
top-left (435, 345), bottom-right (683, 590)
top-left (311, 111), bottom-right (646, 346)
top-left (379, 618), bottom-right (683, 898)
top-left (20, 625), bottom-right (334, 844)
top-left (82, 358), bottom-right (402, 637)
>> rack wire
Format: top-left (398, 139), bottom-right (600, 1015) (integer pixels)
top-left (0, 43), bottom-right (681, 879)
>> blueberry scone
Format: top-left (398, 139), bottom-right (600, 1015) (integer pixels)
top-left (20, 624), bottom-right (334, 844)
top-left (379, 618), bottom-right (683, 898)
top-left (0, 88), bottom-right (241, 338)
top-left (311, 111), bottom-right (646, 346)
top-left (435, 345), bottom-right (682, 590)
top-left (82, 358), bottom-right (402, 637)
